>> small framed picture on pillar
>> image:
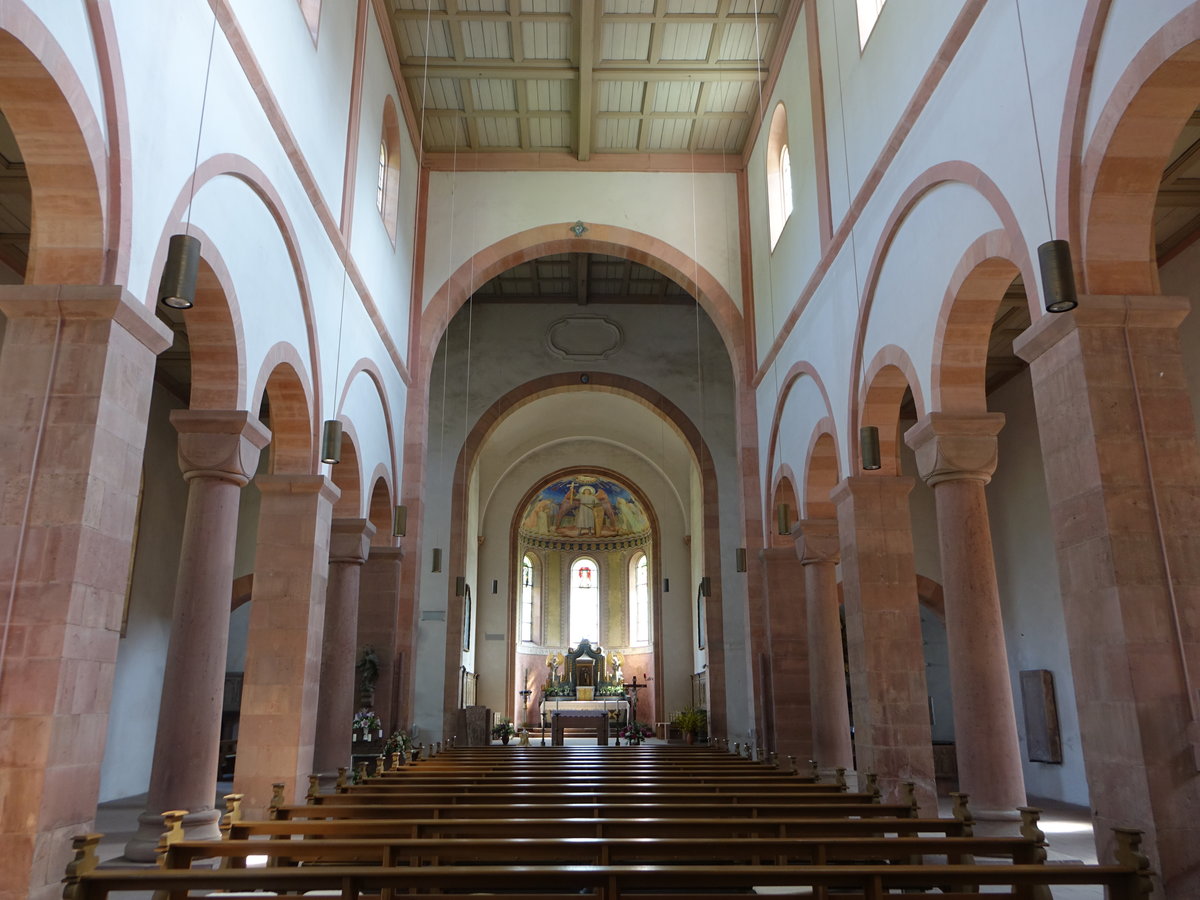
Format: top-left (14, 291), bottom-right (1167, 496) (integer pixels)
top-left (1020, 669), bottom-right (1063, 764)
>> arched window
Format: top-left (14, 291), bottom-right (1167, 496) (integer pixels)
top-left (856, 0), bottom-right (888, 49)
top-left (766, 103), bottom-right (792, 249)
top-left (520, 554), bottom-right (535, 642)
top-left (377, 98), bottom-right (402, 241)
top-left (569, 557), bottom-right (599, 646)
top-left (629, 552), bottom-right (650, 646)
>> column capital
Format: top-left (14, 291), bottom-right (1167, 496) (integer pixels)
top-left (170, 409), bottom-right (271, 486)
top-left (793, 518), bottom-right (840, 565)
top-left (904, 412), bottom-right (1004, 487)
top-left (0, 284), bottom-right (172, 354)
top-left (330, 518), bottom-right (376, 565)
top-left (367, 545), bottom-right (404, 563)
top-left (255, 473), bottom-right (341, 505)
top-left (830, 475), bottom-right (915, 506)
top-left (1013, 294), bottom-right (1189, 364)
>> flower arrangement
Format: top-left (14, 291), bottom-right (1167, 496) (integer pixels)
top-left (352, 708), bottom-right (382, 742)
top-left (491, 719), bottom-right (516, 744)
top-left (618, 721), bottom-right (654, 745)
top-left (384, 728), bottom-right (413, 758)
top-left (543, 681), bottom-right (573, 697)
top-left (595, 681), bottom-right (625, 697)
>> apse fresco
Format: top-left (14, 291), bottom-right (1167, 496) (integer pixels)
top-left (520, 474), bottom-right (650, 539)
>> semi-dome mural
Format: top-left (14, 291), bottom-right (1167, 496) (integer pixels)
top-left (519, 473), bottom-right (651, 543)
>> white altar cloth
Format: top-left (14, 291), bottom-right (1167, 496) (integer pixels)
top-left (540, 698), bottom-right (629, 722)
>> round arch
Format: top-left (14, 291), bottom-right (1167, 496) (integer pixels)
top-left (763, 361), bottom-right (836, 533)
top-left (847, 162), bottom-right (1038, 469)
top-left (251, 347), bottom-right (315, 475)
top-left (435, 371), bottom-right (728, 745)
top-left (930, 230), bottom-right (1022, 414)
top-left (0, 13), bottom-right (107, 283)
top-left (331, 418), bottom-right (363, 518)
top-left (1077, 7), bottom-right (1200, 294)
top-left (803, 426), bottom-right (840, 520)
top-left (417, 223), bottom-right (747, 383)
top-left (860, 350), bottom-right (924, 478)
top-left (184, 224), bottom-right (246, 411)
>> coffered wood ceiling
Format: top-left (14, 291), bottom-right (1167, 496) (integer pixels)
top-left (385, 0), bottom-right (791, 161)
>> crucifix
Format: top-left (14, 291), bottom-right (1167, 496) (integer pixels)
top-left (623, 675), bottom-right (646, 725)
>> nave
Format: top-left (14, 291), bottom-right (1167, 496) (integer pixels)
top-left (68, 741), bottom-right (1143, 899)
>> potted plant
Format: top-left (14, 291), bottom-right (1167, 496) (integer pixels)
top-left (618, 721), bottom-right (654, 745)
top-left (491, 719), bottom-right (516, 745)
top-left (671, 706), bottom-right (707, 744)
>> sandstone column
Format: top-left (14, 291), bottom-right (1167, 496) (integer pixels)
top-left (358, 545), bottom-right (404, 734)
top-left (905, 412), bottom-right (1025, 816)
top-left (796, 519), bottom-right (853, 772)
top-left (313, 518), bottom-right (375, 775)
top-left (832, 476), bottom-right (937, 813)
top-left (0, 287), bottom-right (170, 899)
top-left (1014, 295), bottom-right (1200, 897)
top-left (125, 410), bottom-right (271, 860)
top-left (234, 475), bottom-right (339, 817)
top-left (761, 547), bottom-right (811, 761)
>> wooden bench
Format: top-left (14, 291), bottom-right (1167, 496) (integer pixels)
top-left (61, 860), bottom-right (1154, 900)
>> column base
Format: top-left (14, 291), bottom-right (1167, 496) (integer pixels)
top-left (123, 807), bottom-right (221, 862)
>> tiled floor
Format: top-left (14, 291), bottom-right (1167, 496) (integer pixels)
top-left (88, 754), bottom-right (1103, 899)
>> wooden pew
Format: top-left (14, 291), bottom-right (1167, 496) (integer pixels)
top-left (61, 860), bottom-right (1154, 900)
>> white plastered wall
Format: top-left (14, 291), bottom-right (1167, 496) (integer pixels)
top-left (420, 171), bottom-right (742, 313)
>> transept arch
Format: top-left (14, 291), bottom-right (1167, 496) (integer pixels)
top-left (416, 223), bottom-right (747, 382)
top-left (437, 371), bottom-right (727, 743)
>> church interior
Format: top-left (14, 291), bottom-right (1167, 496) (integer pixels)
top-left (2, 0), bottom-right (1200, 897)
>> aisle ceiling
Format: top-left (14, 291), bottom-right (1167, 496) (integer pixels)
top-left (384, 0), bottom-right (793, 160)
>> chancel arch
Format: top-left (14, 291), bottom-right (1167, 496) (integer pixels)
top-left (513, 470), bottom-right (659, 733)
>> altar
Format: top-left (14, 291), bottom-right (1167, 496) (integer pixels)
top-left (539, 697), bottom-right (629, 729)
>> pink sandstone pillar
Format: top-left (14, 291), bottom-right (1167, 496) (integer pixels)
top-left (125, 410), bottom-right (271, 861)
top-left (832, 476), bottom-right (937, 814)
top-left (0, 287), bottom-right (170, 900)
top-left (905, 413), bottom-right (1026, 816)
top-left (795, 519), bottom-right (853, 772)
top-left (313, 518), bottom-right (375, 775)
top-left (234, 474), bottom-right (339, 818)
top-left (1014, 295), bottom-right (1200, 897)
top-left (761, 547), bottom-right (812, 761)
top-left (357, 546), bottom-right (404, 734)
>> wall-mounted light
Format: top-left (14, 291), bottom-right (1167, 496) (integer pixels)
top-left (320, 420), bottom-right (342, 465)
top-left (432, 548), bottom-right (442, 573)
top-left (455, 576), bottom-right (466, 597)
top-left (392, 505), bottom-right (407, 537)
top-left (662, 578), bottom-right (670, 593)
top-left (859, 425), bottom-right (881, 471)
top-left (736, 548), bottom-right (747, 573)
top-left (700, 576), bottom-right (711, 597)
top-left (491, 579), bottom-right (498, 594)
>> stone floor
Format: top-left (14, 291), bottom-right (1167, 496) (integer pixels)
top-left (88, 746), bottom-right (1102, 899)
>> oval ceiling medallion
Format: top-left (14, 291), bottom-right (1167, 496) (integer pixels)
top-left (545, 314), bottom-right (624, 361)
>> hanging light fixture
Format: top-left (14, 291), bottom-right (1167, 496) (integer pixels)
top-left (320, 420), bottom-right (343, 465)
top-left (735, 548), bottom-right (747, 573)
top-left (392, 505), bottom-right (407, 537)
top-left (1015, 0), bottom-right (1077, 313)
top-left (321, 269), bottom-right (349, 465)
top-left (860, 426), bottom-right (882, 471)
top-left (776, 504), bottom-right (791, 536)
top-left (158, 18), bottom-right (217, 310)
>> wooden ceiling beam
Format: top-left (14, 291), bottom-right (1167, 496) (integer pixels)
top-left (577, 0), bottom-right (596, 161)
